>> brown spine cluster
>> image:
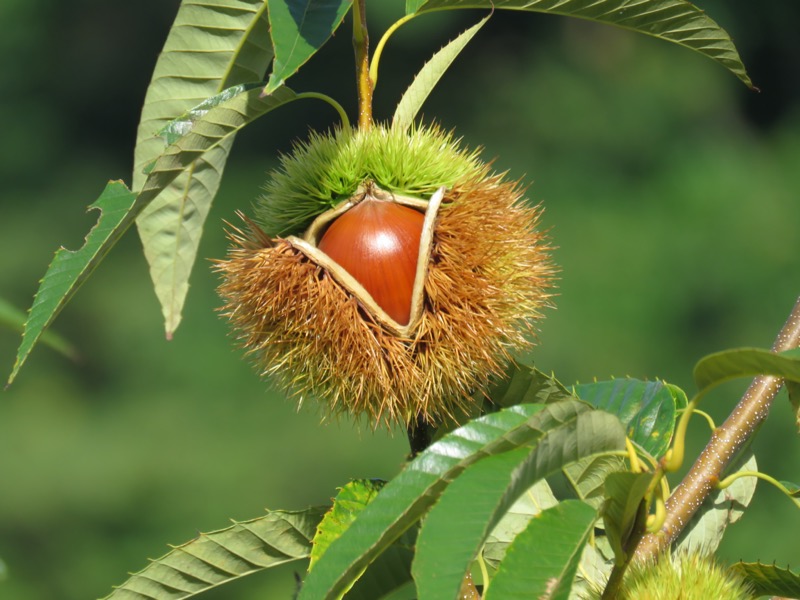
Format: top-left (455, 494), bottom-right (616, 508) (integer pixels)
top-left (216, 174), bottom-right (553, 428)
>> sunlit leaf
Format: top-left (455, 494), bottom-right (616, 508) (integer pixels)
top-left (483, 479), bottom-right (558, 570)
top-left (392, 15), bottom-right (489, 132)
top-left (574, 379), bottom-right (679, 458)
top-left (412, 406), bottom-right (623, 600)
top-left (8, 86), bottom-right (298, 385)
top-left (484, 501), bottom-right (597, 600)
top-left (405, 0), bottom-right (753, 89)
top-left (694, 347), bottom-right (800, 393)
top-left (675, 453), bottom-right (757, 555)
top-left (602, 471), bottom-right (651, 565)
top-left (310, 479), bottom-right (415, 600)
top-left (103, 507), bottom-right (326, 599)
top-left (730, 561), bottom-right (800, 598)
top-left (264, 0), bottom-right (353, 95)
top-left (133, 0), bottom-right (273, 337)
top-left (297, 400), bottom-right (606, 600)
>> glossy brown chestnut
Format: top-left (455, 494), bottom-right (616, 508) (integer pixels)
top-left (318, 199), bottom-right (424, 325)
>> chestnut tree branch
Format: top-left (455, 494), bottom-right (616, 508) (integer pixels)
top-left (634, 295), bottom-right (800, 560)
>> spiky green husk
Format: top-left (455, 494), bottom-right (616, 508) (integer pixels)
top-left (217, 125), bottom-right (554, 428)
top-left (585, 553), bottom-right (755, 600)
top-left (255, 124), bottom-right (482, 237)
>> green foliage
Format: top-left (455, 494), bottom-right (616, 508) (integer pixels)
top-left (133, 0), bottom-right (273, 336)
top-left (404, 0), bottom-right (753, 88)
top-left (730, 561), bottom-right (800, 598)
top-left (265, 0), bottom-right (353, 95)
top-left (392, 15), bottom-right (490, 132)
top-left (483, 500), bottom-right (597, 600)
top-left (7, 1), bottom-right (800, 599)
top-left (104, 507), bottom-right (327, 599)
top-left (574, 379), bottom-right (680, 458)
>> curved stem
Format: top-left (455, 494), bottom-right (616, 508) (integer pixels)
top-left (294, 92), bottom-right (351, 130)
top-left (369, 13), bottom-right (417, 89)
top-left (717, 470), bottom-right (800, 510)
top-left (635, 296), bottom-right (800, 561)
top-left (352, 0), bottom-right (373, 130)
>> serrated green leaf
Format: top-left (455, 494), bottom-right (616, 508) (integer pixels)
top-left (8, 181), bottom-right (135, 386)
top-left (405, 0), bottom-right (753, 89)
top-left (483, 479), bottom-right (558, 570)
top-left (412, 406), bottom-right (624, 600)
top-left (264, 0), bottom-right (352, 95)
top-left (574, 379), bottom-right (679, 458)
top-left (486, 364), bottom-right (574, 410)
top-left (730, 561), bottom-right (800, 598)
top-left (0, 297), bottom-right (78, 361)
top-left (392, 15), bottom-right (489, 132)
top-left (694, 347), bottom-right (800, 394)
top-left (298, 400), bottom-right (607, 600)
top-left (310, 480), bottom-right (415, 600)
top-left (602, 471), bottom-right (652, 565)
top-left (133, 0), bottom-right (273, 337)
top-left (572, 542), bottom-right (613, 600)
top-left (484, 501), bottom-right (598, 600)
top-left (103, 507), bottom-right (326, 599)
top-left (311, 479), bottom-right (385, 569)
top-left (8, 86), bottom-right (298, 386)
top-left (675, 453), bottom-right (757, 555)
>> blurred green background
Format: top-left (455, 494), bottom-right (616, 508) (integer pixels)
top-left (2, 1), bottom-right (799, 598)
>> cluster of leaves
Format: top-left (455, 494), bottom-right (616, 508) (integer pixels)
top-left (103, 351), bottom-right (800, 599)
top-left (5, 0), bottom-right (800, 599)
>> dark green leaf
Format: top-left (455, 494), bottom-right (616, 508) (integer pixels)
top-left (484, 501), bottom-right (598, 600)
top-left (8, 86), bottom-right (298, 385)
top-left (730, 561), bottom-right (800, 598)
top-left (405, 0), bottom-right (753, 89)
top-left (693, 347), bottom-right (800, 393)
top-left (602, 471), bottom-right (652, 565)
top-left (574, 379), bottom-right (679, 458)
top-left (264, 0), bottom-right (353, 94)
top-left (8, 181), bottom-right (135, 386)
top-left (412, 406), bottom-right (624, 600)
top-left (297, 400), bottom-right (602, 600)
top-left (103, 507), bottom-right (326, 599)
top-left (133, 0), bottom-right (273, 336)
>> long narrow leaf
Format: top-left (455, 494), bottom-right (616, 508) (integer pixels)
top-left (693, 347), bottom-right (800, 394)
top-left (8, 181), bottom-right (135, 386)
top-left (133, 0), bottom-right (273, 337)
top-left (264, 0), bottom-right (353, 94)
top-left (298, 400), bottom-right (595, 600)
top-left (412, 410), bottom-right (624, 599)
top-left (392, 15), bottom-right (490, 132)
top-left (8, 86), bottom-right (298, 385)
top-left (484, 501), bottom-right (598, 600)
top-left (405, 0), bottom-right (753, 89)
top-left (0, 297), bottom-right (77, 361)
top-left (103, 507), bottom-right (326, 599)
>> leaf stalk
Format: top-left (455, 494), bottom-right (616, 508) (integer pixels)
top-left (352, 0), bottom-right (373, 130)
